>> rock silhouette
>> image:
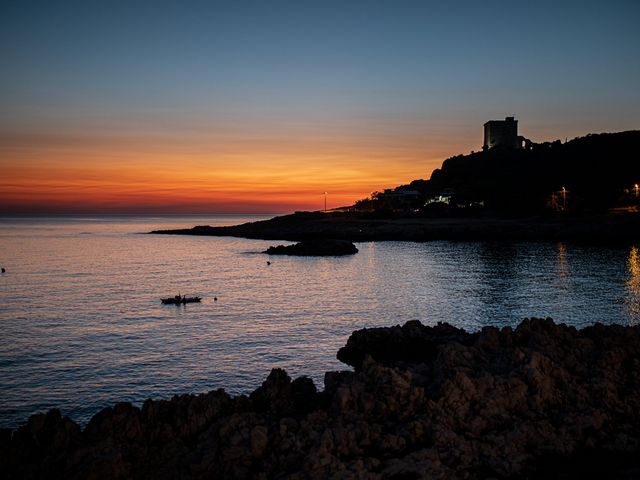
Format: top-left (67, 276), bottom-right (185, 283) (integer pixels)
top-left (264, 239), bottom-right (358, 256)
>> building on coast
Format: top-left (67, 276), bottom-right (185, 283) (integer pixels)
top-left (483, 116), bottom-right (521, 150)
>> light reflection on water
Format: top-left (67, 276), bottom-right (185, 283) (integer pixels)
top-left (0, 216), bottom-right (638, 428)
top-left (625, 246), bottom-right (640, 324)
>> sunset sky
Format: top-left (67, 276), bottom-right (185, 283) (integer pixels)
top-left (1, 0), bottom-right (639, 214)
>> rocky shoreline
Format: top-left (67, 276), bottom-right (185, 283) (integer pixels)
top-left (150, 211), bottom-right (640, 244)
top-left (2, 318), bottom-right (640, 479)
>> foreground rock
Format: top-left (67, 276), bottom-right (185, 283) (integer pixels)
top-left (2, 318), bottom-right (640, 479)
top-left (264, 240), bottom-right (358, 256)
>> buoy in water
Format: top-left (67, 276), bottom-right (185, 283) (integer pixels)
top-left (1, 268), bottom-right (5, 273)
top-left (267, 261), bottom-right (271, 265)
top-left (214, 297), bottom-right (218, 301)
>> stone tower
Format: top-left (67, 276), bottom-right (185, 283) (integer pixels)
top-left (483, 116), bottom-right (519, 150)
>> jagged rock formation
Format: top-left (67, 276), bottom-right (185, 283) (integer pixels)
top-left (264, 239), bottom-right (358, 256)
top-left (2, 318), bottom-right (640, 479)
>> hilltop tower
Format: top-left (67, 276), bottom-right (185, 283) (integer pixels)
top-left (483, 116), bottom-right (520, 150)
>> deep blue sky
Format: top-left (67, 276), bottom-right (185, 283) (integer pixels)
top-left (3, 0), bottom-right (639, 132)
top-left (1, 0), bottom-right (639, 212)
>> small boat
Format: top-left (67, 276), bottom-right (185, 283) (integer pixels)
top-left (161, 294), bottom-right (202, 305)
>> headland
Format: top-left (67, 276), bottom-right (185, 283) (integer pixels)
top-left (151, 210), bottom-right (640, 244)
top-left (152, 130), bottom-right (640, 244)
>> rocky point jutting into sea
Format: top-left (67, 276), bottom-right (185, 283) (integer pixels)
top-left (2, 318), bottom-right (640, 479)
top-left (151, 210), bottom-right (640, 243)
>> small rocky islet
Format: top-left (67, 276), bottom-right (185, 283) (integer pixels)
top-left (263, 239), bottom-right (358, 256)
top-left (2, 318), bottom-right (640, 479)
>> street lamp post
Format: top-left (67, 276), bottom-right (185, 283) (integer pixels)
top-left (324, 192), bottom-right (327, 211)
top-left (634, 184), bottom-right (639, 198)
top-left (561, 186), bottom-right (566, 211)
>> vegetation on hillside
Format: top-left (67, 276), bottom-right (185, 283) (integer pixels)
top-left (354, 131), bottom-right (640, 215)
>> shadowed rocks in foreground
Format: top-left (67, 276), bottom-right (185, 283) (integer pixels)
top-left (264, 239), bottom-right (358, 256)
top-left (2, 318), bottom-right (640, 479)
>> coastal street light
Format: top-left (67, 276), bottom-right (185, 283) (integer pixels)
top-left (561, 186), bottom-right (567, 211)
top-left (635, 184), bottom-right (639, 198)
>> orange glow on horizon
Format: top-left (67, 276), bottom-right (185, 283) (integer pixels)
top-left (0, 126), bottom-right (461, 214)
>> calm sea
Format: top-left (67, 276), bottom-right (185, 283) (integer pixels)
top-left (1, 215), bottom-right (639, 428)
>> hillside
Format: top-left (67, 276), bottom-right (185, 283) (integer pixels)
top-left (372, 131), bottom-right (640, 214)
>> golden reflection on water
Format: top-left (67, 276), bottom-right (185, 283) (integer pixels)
top-left (625, 246), bottom-right (640, 325)
top-left (556, 242), bottom-right (569, 281)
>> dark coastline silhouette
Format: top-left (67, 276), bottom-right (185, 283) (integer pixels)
top-left (152, 131), bottom-right (640, 244)
top-left (152, 210), bottom-right (640, 244)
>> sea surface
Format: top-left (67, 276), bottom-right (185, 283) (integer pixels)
top-left (1, 215), bottom-right (639, 428)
